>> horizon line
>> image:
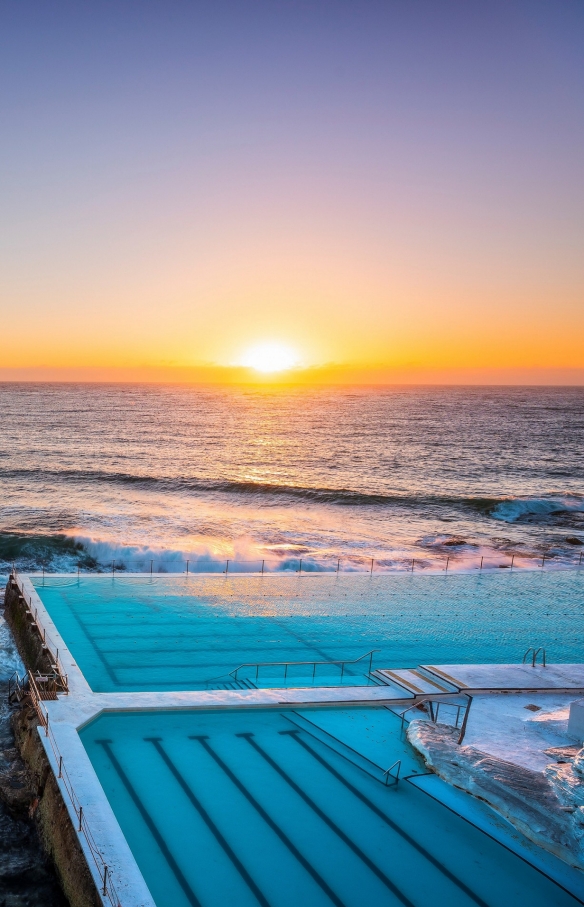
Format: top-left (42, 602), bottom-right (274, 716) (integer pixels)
top-left (0, 364), bottom-right (583, 386)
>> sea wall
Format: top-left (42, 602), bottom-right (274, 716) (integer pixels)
top-left (4, 578), bottom-right (55, 677)
top-left (4, 578), bottom-right (102, 907)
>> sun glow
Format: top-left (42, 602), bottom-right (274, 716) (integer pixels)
top-left (239, 342), bottom-right (301, 373)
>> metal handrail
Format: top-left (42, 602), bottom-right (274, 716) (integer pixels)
top-left (10, 570), bottom-right (68, 693)
top-left (229, 649), bottom-right (379, 682)
top-left (23, 674), bottom-right (121, 906)
top-left (284, 711), bottom-right (401, 785)
top-left (399, 695), bottom-right (472, 738)
top-left (523, 646), bottom-right (546, 667)
top-left (382, 760), bottom-right (401, 785)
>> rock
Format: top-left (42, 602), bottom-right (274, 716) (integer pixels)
top-left (407, 719), bottom-right (584, 868)
top-left (566, 537), bottom-right (583, 546)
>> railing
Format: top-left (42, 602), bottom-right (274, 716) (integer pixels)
top-left (284, 711), bottom-right (401, 785)
top-left (523, 646), bottom-right (547, 667)
top-left (14, 548), bottom-right (584, 577)
top-left (382, 760), bottom-right (401, 785)
top-left (22, 673), bottom-right (121, 906)
top-left (10, 570), bottom-right (68, 693)
top-left (399, 695), bottom-right (473, 744)
top-left (229, 649), bottom-right (379, 683)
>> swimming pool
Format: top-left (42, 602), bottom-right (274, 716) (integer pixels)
top-left (32, 572), bottom-right (584, 692)
top-left (80, 706), bottom-right (581, 907)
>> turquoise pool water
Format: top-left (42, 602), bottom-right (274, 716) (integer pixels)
top-left (80, 706), bottom-right (580, 907)
top-left (33, 572), bottom-right (583, 692)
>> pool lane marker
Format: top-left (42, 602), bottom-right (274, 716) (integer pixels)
top-left (280, 730), bottom-right (490, 907)
top-left (144, 737), bottom-right (271, 907)
top-left (237, 733), bottom-right (416, 907)
top-left (189, 735), bottom-right (348, 907)
top-left (95, 740), bottom-right (202, 907)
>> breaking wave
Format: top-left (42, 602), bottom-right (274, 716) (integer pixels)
top-left (491, 494), bottom-right (584, 523)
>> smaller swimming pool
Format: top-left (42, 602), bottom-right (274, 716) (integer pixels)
top-left (80, 706), bottom-right (581, 907)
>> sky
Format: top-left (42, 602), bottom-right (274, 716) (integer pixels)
top-left (1, 1), bottom-right (583, 382)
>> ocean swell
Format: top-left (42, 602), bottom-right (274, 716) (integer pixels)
top-left (0, 466), bottom-right (501, 511)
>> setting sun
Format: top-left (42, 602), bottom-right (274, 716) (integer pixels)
top-left (239, 342), bottom-right (301, 373)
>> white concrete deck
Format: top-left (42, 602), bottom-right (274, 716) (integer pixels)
top-left (460, 692), bottom-right (578, 772)
top-left (423, 663), bottom-right (584, 691)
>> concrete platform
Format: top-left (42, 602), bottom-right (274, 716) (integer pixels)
top-left (423, 663), bottom-right (584, 692)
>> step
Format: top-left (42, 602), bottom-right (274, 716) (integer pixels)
top-left (374, 668), bottom-right (456, 696)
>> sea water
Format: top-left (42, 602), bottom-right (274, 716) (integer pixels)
top-left (0, 384), bottom-right (583, 574)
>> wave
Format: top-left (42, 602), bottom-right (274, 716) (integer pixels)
top-left (1, 528), bottom-right (582, 577)
top-left (491, 494), bottom-right (584, 523)
top-left (0, 465), bottom-right (503, 511)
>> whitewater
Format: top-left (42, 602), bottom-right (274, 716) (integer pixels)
top-left (0, 383), bottom-right (582, 574)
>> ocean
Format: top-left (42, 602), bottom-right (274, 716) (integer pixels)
top-left (0, 383), bottom-right (582, 574)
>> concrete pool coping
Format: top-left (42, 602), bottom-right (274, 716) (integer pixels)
top-left (10, 571), bottom-right (584, 907)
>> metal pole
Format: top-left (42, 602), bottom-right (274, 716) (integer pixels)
top-left (580, 552), bottom-right (583, 567)
top-left (261, 559), bottom-right (265, 575)
top-left (445, 557), bottom-right (449, 572)
top-left (102, 865), bottom-right (108, 896)
top-left (45, 713), bottom-right (49, 737)
top-left (337, 558), bottom-right (340, 573)
top-left (480, 556), bottom-right (483, 570)
top-left (77, 566), bottom-right (80, 580)
top-left (78, 805), bottom-right (83, 832)
top-left (58, 756), bottom-right (62, 778)
top-left (112, 561), bottom-right (114, 576)
top-left (411, 558), bottom-right (414, 572)
top-left (510, 555), bottom-right (514, 569)
top-left (542, 553), bottom-right (546, 568)
top-left (370, 558), bottom-right (374, 575)
top-left (225, 559), bottom-right (229, 574)
top-left (458, 695), bottom-right (473, 745)
top-left (299, 559), bottom-right (302, 574)
top-left (186, 560), bottom-right (189, 575)
top-left (150, 560), bottom-right (153, 575)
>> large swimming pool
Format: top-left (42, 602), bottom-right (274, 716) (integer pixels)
top-left (32, 572), bottom-right (583, 692)
top-left (80, 706), bottom-right (581, 907)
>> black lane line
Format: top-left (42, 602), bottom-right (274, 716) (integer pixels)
top-left (238, 734), bottom-right (415, 907)
top-left (189, 735), bottom-right (347, 907)
top-left (95, 739), bottom-right (202, 907)
top-left (282, 731), bottom-right (490, 907)
top-left (145, 737), bottom-right (271, 907)
top-left (63, 606), bottom-right (119, 684)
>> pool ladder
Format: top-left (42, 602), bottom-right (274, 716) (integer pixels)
top-left (523, 646), bottom-right (546, 667)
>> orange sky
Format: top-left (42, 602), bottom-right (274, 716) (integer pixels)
top-left (1, 3), bottom-right (583, 383)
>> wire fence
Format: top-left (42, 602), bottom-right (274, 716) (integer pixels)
top-left (25, 548), bottom-right (584, 577)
